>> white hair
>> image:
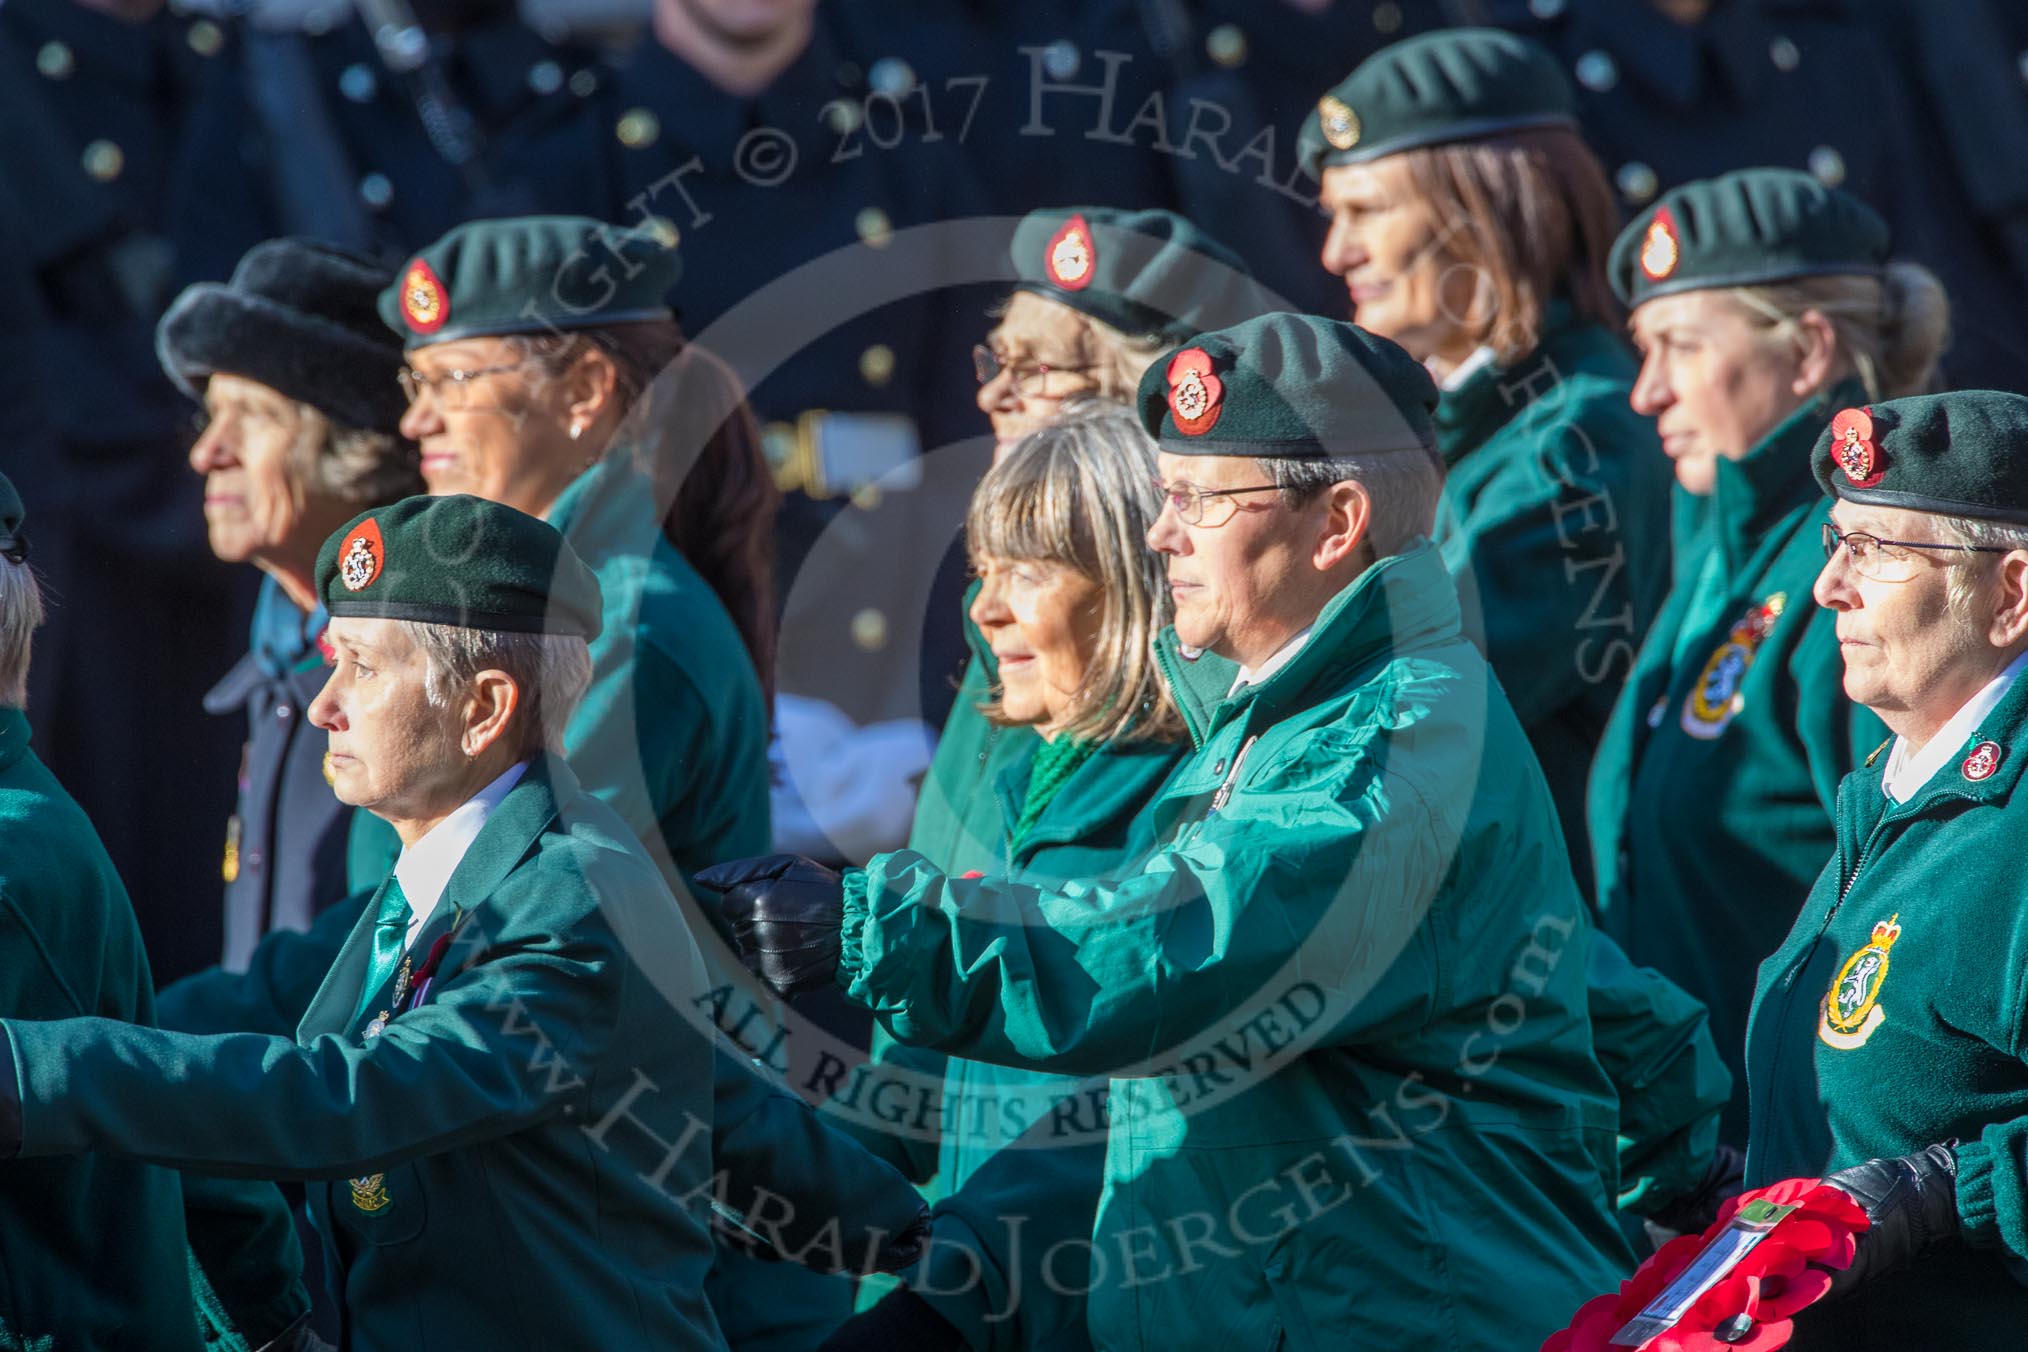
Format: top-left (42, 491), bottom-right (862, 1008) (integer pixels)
top-left (1939, 514), bottom-right (2028, 623)
top-left (394, 620), bottom-right (593, 756)
top-left (1258, 448), bottom-right (1447, 558)
top-left (0, 555), bottom-right (43, 708)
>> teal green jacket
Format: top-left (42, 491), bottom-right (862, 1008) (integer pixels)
top-left (1590, 388), bottom-right (1886, 1144)
top-left (837, 544), bottom-right (1631, 1350)
top-left (0, 709), bottom-right (305, 1351)
top-left (1433, 311), bottom-right (1673, 897)
top-left (908, 733), bottom-right (1185, 1351)
top-left (1744, 672), bottom-right (2028, 1349)
top-left (4, 759), bottom-right (740, 1351)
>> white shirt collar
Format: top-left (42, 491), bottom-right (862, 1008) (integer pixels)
top-left (1228, 625), bottom-right (1315, 699)
top-left (1881, 650), bottom-right (2028, 803)
top-left (393, 761), bottom-right (528, 941)
top-left (1437, 345), bottom-right (1499, 392)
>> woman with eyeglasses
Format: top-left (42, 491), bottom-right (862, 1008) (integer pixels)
top-left (1586, 168), bottom-right (1951, 1167)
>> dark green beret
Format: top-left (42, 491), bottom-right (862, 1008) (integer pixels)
top-left (316, 495), bottom-right (603, 639)
top-left (1814, 391), bottom-right (2028, 527)
top-left (1300, 28), bottom-right (1576, 177)
top-left (1134, 312), bottom-right (1438, 459)
top-left (0, 469), bottom-right (25, 565)
top-left (1009, 207), bottom-right (1259, 343)
top-left (379, 215), bottom-right (680, 350)
top-left (1611, 168), bottom-right (1889, 307)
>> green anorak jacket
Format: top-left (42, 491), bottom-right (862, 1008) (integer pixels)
top-left (1743, 669), bottom-right (2028, 1349)
top-left (837, 544), bottom-right (1631, 1350)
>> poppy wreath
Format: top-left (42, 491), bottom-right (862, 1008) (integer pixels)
top-left (1541, 1179), bottom-right (1870, 1352)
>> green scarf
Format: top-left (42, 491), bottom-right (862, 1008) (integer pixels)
top-left (1009, 735), bottom-right (1098, 856)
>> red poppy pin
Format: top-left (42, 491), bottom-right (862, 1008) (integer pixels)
top-left (1044, 213), bottom-right (1096, 291)
top-left (1638, 206), bottom-right (1680, 282)
top-left (400, 258), bottom-right (449, 334)
top-left (1830, 406), bottom-right (1884, 488)
top-left (338, 518), bottom-right (384, 592)
top-left (1963, 740), bottom-right (2004, 782)
top-left (1166, 348), bottom-right (1224, 436)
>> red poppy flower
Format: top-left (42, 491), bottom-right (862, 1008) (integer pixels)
top-left (1165, 348), bottom-right (1224, 436)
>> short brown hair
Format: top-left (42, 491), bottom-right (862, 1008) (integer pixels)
top-left (1396, 127), bottom-right (1623, 363)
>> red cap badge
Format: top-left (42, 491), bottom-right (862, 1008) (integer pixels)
top-left (1831, 406), bottom-right (1884, 488)
top-left (338, 518), bottom-right (385, 592)
top-left (1044, 214), bottom-right (1096, 291)
top-left (399, 258), bottom-right (449, 335)
top-left (1166, 348), bottom-right (1224, 436)
top-left (1639, 207), bottom-right (1680, 282)
top-left (1963, 740), bottom-right (2004, 782)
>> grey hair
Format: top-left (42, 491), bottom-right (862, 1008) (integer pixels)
top-left (1258, 448), bottom-right (1446, 559)
top-left (1726, 262), bottom-right (1952, 401)
top-left (317, 423), bottom-right (422, 505)
top-left (394, 621), bottom-right (593, 757)
top-left (0, 555), bottom-right (44, 708)
top-left (1938, 514), bottom-right (2028, 622)
top-left (966, 399), bottom-right (1183, 743)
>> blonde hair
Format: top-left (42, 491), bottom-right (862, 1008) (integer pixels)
top-left (1394, 127), bottom-right (1623, 363)
top-left (966, 401), bottom-right (1183, 744)
top-left (0, 554), bottom-right (43, 708)
top-left (1726, 262), bottom-right (1952, 401)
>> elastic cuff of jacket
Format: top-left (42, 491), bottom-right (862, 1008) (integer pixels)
top-left (838, 869), bottom-right (874, 994)
top-left (0, 1021), bottom-right (20, 1160)
top-left (1953, 1138), bottom-right (2001, 1246)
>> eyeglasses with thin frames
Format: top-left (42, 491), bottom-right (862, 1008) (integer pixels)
top-left (972, 345), bottom-right (1097, 399)
top-left (1821, 522), bottom-right (2007, 583)
top-left (397, 361), bottom-right (526, 410)
top-left (1153, 477), bottom-right (1284, 527)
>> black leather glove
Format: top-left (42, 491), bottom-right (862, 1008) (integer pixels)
top-left (693, 854), bottom-right (846, 1000)
top-left (1643, 1143), bottom-right (1747, 1242)
top-left (817, 1287), bottom-right (968, 1352)
top-left (1821, 1142), bottom-right (1960, 1295)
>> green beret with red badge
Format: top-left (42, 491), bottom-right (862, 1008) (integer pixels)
top-left (379, 215), bottom-right (681, 350)
top-left (1814, 390), bottom-right (2028, 526)
top-left (1133, 311), bottom-right (1438, 458)
top-left (1610, 167), bottom-right (1890, 308)
top-left (1300, 28), bottom-right (1577, 178)
top-left (316, 494), bottom-right (603, 639)
top-left (1009, 207), bottom-right (1260, 343)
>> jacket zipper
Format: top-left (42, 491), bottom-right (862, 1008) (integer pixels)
top-left (1208, 735), bottom-right (1260, 817)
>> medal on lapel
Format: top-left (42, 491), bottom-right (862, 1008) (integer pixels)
top-left (1681, 593), bottom-right (1786, 740)
top-left (349, 1174), bottom-right (392, 1213)
top-left (1962, 739), bottom-right (2004, 782)
top-left (1818, 914), bottom-right (1900, 1051)
top-left (362, 954), bottom-right (413, 1041)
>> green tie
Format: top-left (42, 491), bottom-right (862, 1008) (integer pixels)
top-left (352, 875), bottom-right (413, 1027)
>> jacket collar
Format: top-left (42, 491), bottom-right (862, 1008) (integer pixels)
top-left (0, 709), bottom-right (30, 778)
top-left (993, 733), bottom-right (1182, 861)
top-left (297, 756), bottom-right (568, 1040)
top-left (1568, 0), bottom-right (1783, 110)
top-left (1158, 540), bottom-right (1463, 748)
top-left (617, 17), bottom-right (850, 177)
top-left (1877, 657), bottom-right (2028, 820)
top-left (1705, 379), bottom-right (1860, 569)
top-left (1430, 302), bottom-right (1611, 467)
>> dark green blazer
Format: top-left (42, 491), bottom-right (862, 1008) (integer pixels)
top-left (3, 758), bottom-right (733, 1351)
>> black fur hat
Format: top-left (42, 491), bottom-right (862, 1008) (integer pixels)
top-left (157, 239), bottom-right (408, 434)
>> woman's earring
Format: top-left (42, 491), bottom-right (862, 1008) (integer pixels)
top-left (569, 422), bottom-right (584, 442)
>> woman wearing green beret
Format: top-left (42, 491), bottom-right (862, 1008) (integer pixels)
top-left (1589, 169), bottom-right (1948, 1152)
top-left (829, 405), bottom-right (1189, 1352)
top-left (1307, 28), bottom-right (1672, 891)
top-left (1307, 28), bottom-right (1729, 1233)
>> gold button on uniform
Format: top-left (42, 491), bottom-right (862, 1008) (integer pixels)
top-left (569, 69), bottom-right (599, 98)
top-left (851, 608), bottom-right (890, 652)
top-left (188, 20), bottom-right (225, 57)
top-left (359, 173), bottom-right (394, 209)
top-left (36, 41), bottom-right (74, 80)
top-left (1769, 37), bottom-right (1800, 72)
top-left (868, 57), bottom-right (915, 94)
top-left (859, 344), bottom-right (896, 387)
top-left (527, 60), bottom-right (563, 96)
top-left (616, 109), bottom-right (660, 149)
top-left (1372, 3), bottom-right (1403, 34)
top-left (82, 140), bottom-right (124, 183)
top-left (827, 100), bottom-right (863, 135)
top-left (1808, 146), bottom-right (1847, 188)
top-left (855, 207), bottom-right (893, 248)
top-left (1206, 24), bottom-right (1246, 68)
top-left (1575, 50), bottom-right (1618, 93)
top-left (1615, 161), bottom-right (1659, 205)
